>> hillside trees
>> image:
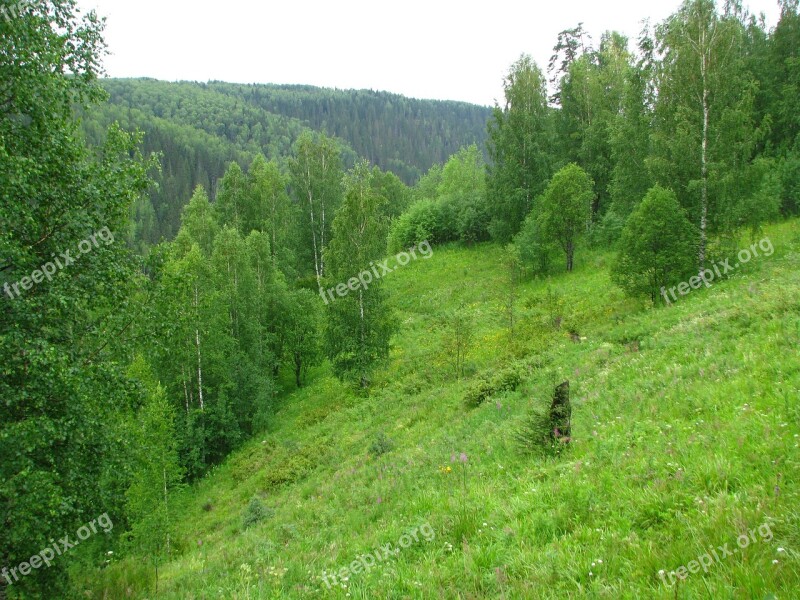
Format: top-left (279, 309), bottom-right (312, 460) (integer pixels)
top-left (651, 0), bottom-right (758, 269)
top-left (486, 55), bottom-right (553, 242)
top-left (325, 161), bottom-right (396, 387)
top-left (0, 1), bottom-right (156, 594)
top-left (556, 32), bottom-right (634, 217)
top-left (139, 185), bottom-right (291, 477)
top-left (289, 131), bottom-right (344, 287)
top-left (388, 145), bottom-right (490, 251)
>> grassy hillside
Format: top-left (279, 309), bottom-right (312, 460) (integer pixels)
top-left (80, 219), bottom-right (800, 599)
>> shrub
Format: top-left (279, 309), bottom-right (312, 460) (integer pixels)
top-left (457, 191), bottom-right (492, 245)
top-left (464, 364), bottom-right (523, 408)
top-left (514, 208), bottom-right (557, 277)
top-left (387, 200), bottom-right (440, 252)
top-left (368, 432), bottom-right (395, 457)
top-left (588, 207), bottom-right (626, 248)
top-left (242, 496), bottom-right (272, 529)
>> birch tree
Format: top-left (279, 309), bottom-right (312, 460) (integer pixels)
top-left (289, 131), bottom-right (343, 286)
top-left (652, 0), bottom-right (753, 269)
top-left (325, 161), bottom-right (395, 388)
top-left (486, 55), bottom-right (552, 242)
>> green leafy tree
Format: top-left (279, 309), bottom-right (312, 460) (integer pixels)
top-left (0, 1), bottom-right (155, 594)
top-left (514, 210), bottom-right (557, 276)
top-left (248, 155), bottom-right (297, 271)
top-left (215, 162), bottom-right (249, 231)
top-left (609, 26), bottom-right (656, 218)
top-left (538, 164), bottom-right (595, 271)
top-left (371, 166), bottom-right (410, 222)
top-left (611, 186), bottom-right (698, 303)
top-left (125, 357), bottom-right (183, 595)
top-left (289, 131), bottom-right (344, 287)
top-left (283, 289), bottom-right (323, 387)
top-left (651, 0), bottom-right (756, 270)
top-left (325, 161), bottom-right (395, 387)
top-left (486, 55), bottom-right (553, 242)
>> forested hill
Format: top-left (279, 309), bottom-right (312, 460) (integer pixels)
top-left (203, 82), bottom-right (492, 180)
top-left (80, 79), bottom-right (490, 243)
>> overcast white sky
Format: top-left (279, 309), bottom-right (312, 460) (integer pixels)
top-left (76, 0), bottom-right (782, 107)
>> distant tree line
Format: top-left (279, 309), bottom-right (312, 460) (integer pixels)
top-left (80, 79), bottom-right (491, 247)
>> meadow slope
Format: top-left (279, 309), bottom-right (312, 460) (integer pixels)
top-left (83, 220), bottom-right (800, 599)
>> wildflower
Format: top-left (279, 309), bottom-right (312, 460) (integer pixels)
top-left (777, 548), bottom-right (785, 553)
top-left (459, 452), bottom-right (468, 463)
top-left (773, 559), bottom-right (779, 564)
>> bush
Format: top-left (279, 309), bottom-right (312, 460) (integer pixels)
top-left (464, 365), bottom-right (523, 408)
top-left (387, 200), bottom-right (440, 252)
top-left (368, 432), bottom-right (395, 457)
top-left (611, 186), bottom-right (698, 304)
top-left (457, 191), bottom-right (492, 245)
top-left (242, 496), bottom-right (272, 529)
top-left (514, 208), bottom-right (557, 277)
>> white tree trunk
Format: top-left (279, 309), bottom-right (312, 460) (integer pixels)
top-left (194, 285), bottom-right (204, 411)
top-left (306, 163), bottom-right (322, 289)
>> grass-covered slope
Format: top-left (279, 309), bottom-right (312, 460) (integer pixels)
top-left (84, 220), bottom-right (800, 599)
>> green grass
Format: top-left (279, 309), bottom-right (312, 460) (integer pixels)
top-left (78, 220), bottom-right (800, 599)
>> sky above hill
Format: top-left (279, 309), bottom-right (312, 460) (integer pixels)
top-left (76, 0), bottom-right (781, 106)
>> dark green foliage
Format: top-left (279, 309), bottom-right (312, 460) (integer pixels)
top-left (81, 79), bottom-right (491, 248)
top-left (588, 207), bottom-right (627, 249)
top-left (464, 365), bottom-right (524, 408)
top-left (369, 432), bottom-right (395, 457)
top-left (283, 289), bottom-right (324, 388)
top-left (779, 153), bottom-right (800, 216)
top-left (611, 186), bottom-right (698, 303)
top-left (242, 496), bottom-right (272, 529)
top-left (0, 2), bottom-right (156, 594)
top-left (486, 55), bottom-right (554, 242)
top-left (205, 82), bottom-right (491, 184)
